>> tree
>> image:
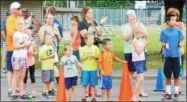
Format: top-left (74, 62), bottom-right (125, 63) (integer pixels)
top-left (164, 0), bottom-right (186, 22)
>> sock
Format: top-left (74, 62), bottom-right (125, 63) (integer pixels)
top-left (175, 86), bottom-right (180, 94)
top-left (166, 85), bottom-right (171, 95)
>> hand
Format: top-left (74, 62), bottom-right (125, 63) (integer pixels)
top-left (50, 54), bottom-right (55, 58)
top-left (145, 41), bottom-right (151, 47)
top-left (100, 16), bottom-right (108, 25)
top-left (25, 41), bottom-right (31, 47)
top-left (100, 70), bottom-right (104, 75)
top-left (122, 60), bottom-right (127, 63)
top-left (88, 26), bottom-right (95, 34)
top-left (179, 41), bottom-right (184, 47)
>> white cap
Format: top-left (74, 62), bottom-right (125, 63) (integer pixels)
top-left (10, 2), bottom-right (21, 11)
top-left (126, 10), bottom-right (136, 16)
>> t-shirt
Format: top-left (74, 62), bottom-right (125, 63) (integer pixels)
top-left (6, 15), bottom-right (19, 51)
top-left (1, 20), bottom-right (6, 31)
top-left (12, 31), bottom-right (28, 58)
top-left (132, 39), bottom-right (145, 61)
top-left (70, 31), bottom-right (81, 50)
top-left (98, 51), bottom-right (118, 76)
top-left (160, 27), bottom-right (184, 57)
top-left (80, 45), bottom-right (100, 71)
top-left (24, 16), bottom-right (33, 29)
top-left (39, 45), bottom-right (54, 70)
top-left (60, 55), bottom-right (79, 78)
top-left (78, 20), bottom-right (98, 47)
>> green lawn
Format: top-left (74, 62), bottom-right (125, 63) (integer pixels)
top-left (1, 28), bottom-right (186, 70)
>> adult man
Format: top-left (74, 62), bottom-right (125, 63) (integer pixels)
top-left (6, 1), bottom-right (22, 96)
top-left (121, 10), bottom-right (148, 97)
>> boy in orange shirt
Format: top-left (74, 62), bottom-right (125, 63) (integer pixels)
top-left (98, 38), bottom-right (126, 101)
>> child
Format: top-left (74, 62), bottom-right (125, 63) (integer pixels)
top-left (98, 38), bottom-right (126, 101)
top-left (23, 36), bottom-right (36, 98)
top-left (131, 26), bottom-right (150, 101)
top-left (60, 45), bottom-right (82, 101)
top-left (160, 15), bottom-right (184, 101)
top-left (11, 18), bottom-right (30, 100)
top-left (70, 16), bottom-right (81, 61)
top-left (39, 35), bottom-right (55, 99)
top-left (80, 34), bottom-right (100, 101)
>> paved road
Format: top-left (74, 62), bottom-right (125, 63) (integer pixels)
top-left (1, 76), bottom-right (186, 101)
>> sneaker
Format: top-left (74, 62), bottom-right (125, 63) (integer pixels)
top-left (32, 90), bottom-right (36, 98)
top-left (48, 90), bottom-right (56, 97)
top-left (179, 91), bottom-right (185, 96)
top-left (81, 98), bottom-right (86, 102)
top-left (11, 95), bottom-right (19, 101)
top-left (8, 90), bottom-right (12, 97)
top-left (162, 94), bottom-right (172, 100)
top-left (19, 94), bottom-right (28, 99)
top-left (42, 92), bottom-right (49, 99)
top-left (173, 93), bottom-right (179, 101)
top-left (139, 92), bottom-right (148, 97)
top-left (91, 98), bottom-right (96, 102)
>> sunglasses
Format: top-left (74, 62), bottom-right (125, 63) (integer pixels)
top-left (17, 7), bottom-right (22, 10)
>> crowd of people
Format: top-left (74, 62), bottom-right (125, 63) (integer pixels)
top-left (1, 1), bottom-right (185, 101)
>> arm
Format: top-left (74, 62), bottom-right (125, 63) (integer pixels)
top-left (71, 27), bottom-right (78, 45)
top-left (32, 17), bottom-right (41, 32)
top-left (1, 30), bottom-right (6, 41)
top-left (98, 54), bottom-right (104, 75)
top-left (38, 27), bottom-right (45, 44)
top-left (40, 54), bottom-right (54, 61)
top-left (132, 40), bottom-right (150, 55)
top-left (121, 25), bottom-right (131, 41)
top-left (53, 26), bottom-right (62, 42)
top-left (113, 53), bottom-right (126, 63)
top-left (96, 25), bottom-right (103, 36)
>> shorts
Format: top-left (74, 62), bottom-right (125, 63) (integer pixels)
top-left (65, 76), bottom-right (78, 89)
top-left (164, 57), bottom-right (180, 79)
top-left (100, 76), bottom-right (112, 89)
top-left (134, 60), bottom-right (145, 74)
top-left (81, 70), bottom-right (97, 86)
top-left (42, 70), bottom-right (54, 83)
top-left (11, 57), bottom-right (28, 70)
top-left (6, 51), bottom-right (13, 71)
top-left (54, 66), bottom-right (59, 77)
top-left (73, 50), bottom-right (80, 61)
top-left (124, 53), bottom-right (136, 72)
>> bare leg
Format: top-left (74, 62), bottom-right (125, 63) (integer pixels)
top-left (101, 89), bottom-right (105, 101)
top-left (65, 88), bottom-right (70, 101)
top-left (82, 86), bottom-right (86, 99)
top-left (106, 89), bottom-right (111, 101)
top-left (71, 86), bottom-right (76, 101)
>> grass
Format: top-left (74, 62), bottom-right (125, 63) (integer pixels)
top-left (1, 28), bottom-right (186, 70)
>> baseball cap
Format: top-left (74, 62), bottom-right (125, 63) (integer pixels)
top-left (126, 10), bottom-right (136, 16)
top-left (10, 2), bottom-right (21, 11)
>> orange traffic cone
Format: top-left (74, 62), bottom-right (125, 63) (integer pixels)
top-left (56, 67), bottom-right (66, 101)
top-left (118, 63), bottom-right (133, 101)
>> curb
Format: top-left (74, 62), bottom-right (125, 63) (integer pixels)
top-left (1, 75), bottom-right (186, 80)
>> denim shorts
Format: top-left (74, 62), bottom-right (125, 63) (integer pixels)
top-left (134, 60), bottom-right (145, 74)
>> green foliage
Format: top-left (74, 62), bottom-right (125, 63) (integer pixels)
top-left (85, 0), bottom-right (132, 9)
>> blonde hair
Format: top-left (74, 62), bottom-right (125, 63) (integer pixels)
top-left (64, 44), bottom-right (72, 51)
top-left (132, 26), bottom-right (145, 39)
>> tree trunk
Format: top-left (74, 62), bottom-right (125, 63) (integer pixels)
top-left (164, 0), bottom-right (186, 22)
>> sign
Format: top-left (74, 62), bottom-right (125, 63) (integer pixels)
top-left (135, 1), bottom-right (146, 9)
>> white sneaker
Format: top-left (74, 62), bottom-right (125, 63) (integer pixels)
top-left (139, 92), bottom-right (148, 97)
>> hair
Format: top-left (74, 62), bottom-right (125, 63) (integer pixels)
top-left (45, 13), bottom-right (54, 20)
top-left (64, 44), bottom-right (72, 51)
top-left (81, 6), bottom-right (91, 20)
top-left (132, 26), bottom-right (144, 39)
top-left (126, 10), bottom-right (136, 17)
top-left (167, 7), bottom-right (180, 21)
top-left (166, 14), bottom-right (176, 22)
top-left (102, 38), bottom-right (111, 46)
top-left (70, 16), bottom-right (79, 23)
top-left (84, 33), bottom-right (93, 41)
top-left (46, 6), bottom-right (56, 16)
